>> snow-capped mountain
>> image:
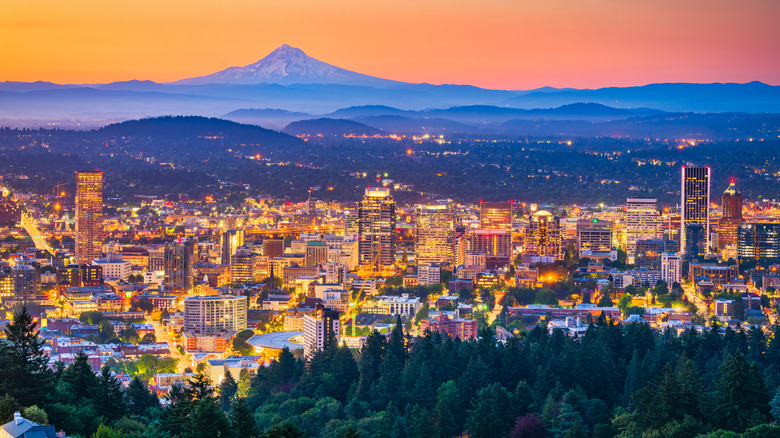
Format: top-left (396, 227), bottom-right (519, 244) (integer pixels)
top-left (172, 44), bottom-right (400, 87)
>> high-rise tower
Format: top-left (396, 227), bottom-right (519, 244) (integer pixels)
top-left (358, 187), bottom-right (396, 268)
top-left (75, 170), bottom-right (104, 264)
top-left (718, 179), bottom-right (742, 253)
top-left (625, 198), bottom-right (660, 263)
top-left (681, 166), bottom-right (711, 255)
top-left (415, 204), bottom-right (455, 265)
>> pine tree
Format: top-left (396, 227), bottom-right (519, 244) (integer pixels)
top-left (711, 351), bottom-right (770, 432)
top-left (125, 376), bottom-right (158, 416)
top-left (187, 371), bottom-right (214, 401)
top-left (230, 397), bottom-right (258, 438)
top-left (62, 351), bottom-right (98, 401)
top-left (93, 365), bottom-right (127, 421)
top-left (236, 368), bottom-right (251, 398)
top-left (183, 396), bottom-right (234, 438)
top-left (465, 382), bottom-right (514, 438)
top-left (219, 370), bottom-right (238, 410)
top-left (406, 405), bottom-right (436, 438)
top-left (562, 420), bottom-right (586, 438)
top-left (0, 307), bottom-right (51, 406)
top-left (265, 420), bottom-right (306, 438)
top-left (433, 380), bottom-right (460, 438)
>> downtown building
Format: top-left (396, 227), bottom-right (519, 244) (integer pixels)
top-left (303, 304), bottom-right (340, 360)
top-left (358, 187), bottom-right (396, 268)
top-left (415, 204), bottom-right (455, 265)
top-left (625, 198), bottom-right (660, 264)
top-left (661, 252), bottom-right (682, 285)
top-left (681, 166), bottom-right (711, 256)
top-left (164, 238), bottom-right (197, 294)
top-left (479, 201), bottom-right (512, 232)
top-left (576, 219), bottom-right (613, 259)
top-left (183, 294), bottom-right (248, 352)
top-left (737, 222), bottom-right (780, 263)
top-left (718, 179), bottom-right (743, 259)
top-left (75, 170), bottom-right (104, 264)
top-left (525, 210), bottom-right (562, 261)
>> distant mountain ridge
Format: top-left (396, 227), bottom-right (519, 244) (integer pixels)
top-left (172, 44), bottom-right (400, 87)
top-left (0, 44), bottom-right (778, 127)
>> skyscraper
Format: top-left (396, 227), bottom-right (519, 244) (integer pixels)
top-left (75, 170), bottom-right (103, 264)
top-left (415, 204), bottom-right (455, 265)
top-left (525, 210), bottom-right (562, 260)
top-left (184, 295), bottom-right (248, 335)
top-left (164, 238), bottom-right (196, 293)
top-left (358, 187), bottom-right (396, 268)
top-left (479, 201), bottom-right (512, 232)
top-left (681, 166), bottom-right (711, 255)
top-left (220, 229), bottom-right (245, 265)
top-left (625, 198), bottom-right (660, 263)
top-left (737, 223), bottom-right (780, 262)
top-left (718, 179), bottom-right (743, 253)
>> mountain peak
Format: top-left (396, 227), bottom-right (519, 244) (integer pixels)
top-left (172, 45), bottom-right (398, 87)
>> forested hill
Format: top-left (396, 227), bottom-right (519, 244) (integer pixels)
top-left (3, 305), bottom-right (780, 437)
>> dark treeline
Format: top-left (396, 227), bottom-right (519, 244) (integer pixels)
top-left (2, 308), bottom-right (780, 437)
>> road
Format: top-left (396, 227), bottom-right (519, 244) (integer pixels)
top-left (682, 283), bottom-right (710, 317)
top-left (150, 318), bottom-right (188, 372)
top-left (20, 213), bottom-right (54, 253)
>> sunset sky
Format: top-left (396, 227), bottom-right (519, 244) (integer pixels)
top-left (2, 0), bottom-right (779, 89)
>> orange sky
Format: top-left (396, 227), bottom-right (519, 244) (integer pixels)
top-left (1, 0), bottom-right (779, 89)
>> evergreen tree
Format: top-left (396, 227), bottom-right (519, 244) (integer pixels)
top-left (0, 307), bottom-right (51, 406)
top-left (406, 405), bottom-right (436, 438)
top-left (433, 380), bottom-right (460, 438)
top-left (231, 397), bottom-right (258, 438)
top-left (125, 376), bottom-right (158, 416)
top-left (236, 368), bottom-right (251, 399)
top-left (183, 396), bottom-right (234, 438)
top-left (562, 420), bottom-right (586, 438)
top-left (219, 370), bottom-right (238, 410)
top-left (62, 351), bottom-right (98, 401)
top-left (264, 420), bottom-right (306, 438)
top-left (711, 351), bottom-right (770, 432)
top-left (93, 365), bottom-right (126, 421)
top-left (466, 382), bottom-right (514, 438)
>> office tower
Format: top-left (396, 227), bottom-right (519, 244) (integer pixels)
top-left (718, 179), bottom-right (743, 253)
top-left (75, 170), bottom-right (104, 264)
top-left (164, 239), bottom-right (196, 293)
top-left (625, 198), bottom-right (660, 263)
top-left (415, 204), bottom-right (455, 265)
top-left (661, 252), bottom-right (682, 285)
top-left (303, 304), bottom-right (340, 360)
top-left (184, 295), bottom-right (248, 335)
top-left (262, 239), bottom-right (285, 259)
top-left (0, 268), bottom-right (13, 301)
top-left (230, 246), bottom-right (256, 285)
top-left (12, 264), bottom-right (37, 300)
top-left (634, 239), bottom-right (679, 270)
top-left (305, 241), bottom-right (328, 266)
top-left (465, 229), bottom-right (512, 268)
top-left (358, 187), bottom-right (396, 268)
top-left (525, 210), bottom-right (562, 259)
top-left (681, 166), bottom-right (711, 255)
top-left (417, 263), bottom-right (441, 285)
top-left (576, 219), bottom-right (613, 258)
top-left (684, 223), bottom-right (707, 260)
top-left (479, 201), bottom-right (512, 232)
top-left (0, 199), bottom-right (21, 228)
top-left (344, 209), bottom-right (360, 236)
top-left (737, 223), bottom-right (780, 262)
top-left (220, 230), bottom-right (245, 265)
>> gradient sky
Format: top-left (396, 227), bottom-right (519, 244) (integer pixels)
top-left (2, 0), bottom-right (779, 89)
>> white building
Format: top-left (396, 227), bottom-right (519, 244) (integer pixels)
top-left (92, 254), bottom-right (132, 281)
top-left (376, 293), bottom-right (422, 317)
top-left (184, 295), bottom-right (248, 336)
top-left (303, 306), bottom-right (340, 360)
top-left (661, 252), bottom-right (682, 285)
top-left (417, 263), bottom-right (441, 286)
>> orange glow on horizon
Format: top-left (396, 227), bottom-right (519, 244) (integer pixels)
top-left (1, 0), bottom-right (779, 89)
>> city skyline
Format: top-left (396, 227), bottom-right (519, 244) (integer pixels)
top-left (1, 0), bottom-right (779, 89)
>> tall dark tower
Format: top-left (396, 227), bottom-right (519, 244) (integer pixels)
top-left (718, 178), bottom-right (743, 252)
top-left (681, 166), bottom-right (710, 256)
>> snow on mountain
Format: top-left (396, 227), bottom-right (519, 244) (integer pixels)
top-left (172, 44), bottom-right (400, 87)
